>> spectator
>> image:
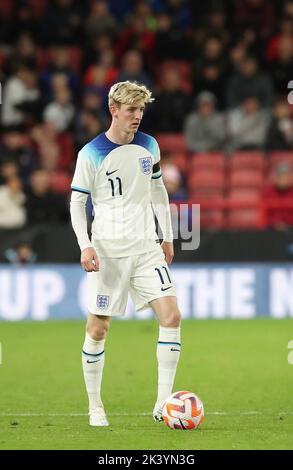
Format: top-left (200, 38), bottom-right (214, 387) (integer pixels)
top-left (83, 33), bottom-right (114, 70)
top-left (0, 159), bottom-right (19, 185)
top-left (194, 63), bottom-right (226, 109)
top-left (283, 0), bottom-right (293, 19)
top-left (160, 158), bottom-right (188, 234)
top-left (234, 0), bottom-right (275, 39)
top-left (226, 96), bottom-right (270, 151)
top-left (43, 87), bottom-right (75, 132)
top-left (226, 55), bottom-right (274, 108)
top-left (201, 35), bottom-right (226, 64)
top-left (0, 125), bottom-right (38, 186)
top-left (0, 177), bottom-right (26, 229)
top-left (40, 0), bottom-right (85, 45)
top-left (127, 1), bottom-right (157, 31)
top-left (97, 48), bottom-right (119, 86)
top-left (83, 50), bottom-right (119, 91)
top-left (84, 1), bottom-right (117, 42)
top-left (268, 37), bottom-right (293, 95)
top-left (161, 161), bottom-right (187, 202)
top-left (4, 33), bottom-right (38, 77)
top-left (25, 169), bottom-right (69, 226)
top-left (184, 91), bottom-right (225, 152)
top-left (3, 241), bottom-right (37, 264)
top-left (265, 99), bottom-right (293, 151)
top-left (76, 88), bottom-right (109, 129)
top-left (75, 110), bottom-right (103, 150)
top-left (266, 17), bottom-right (293, 62)
top-left (195, 8), bottom-right (230, 49)
top-left (228, 42), bottom-right (249, 74)
top-left (106, 0), bottom-right (134, 20)
top-left (155, 12), bottom-right (191, 61)
top-left (150, 68), bottom-right (191, 132)
top-left (1, 63), bottom-right (40, 126)
top-left (263, 163), bottom-right (293, 230)
top-left (117, 49), bottom-right (152, 89)
top-left (9, 3), bottom-right (40, 41)
top-left (115, 13), bottom-right (155, 66)
top-left (38, 141), bottom-right (61, 171)
top-left (165, 0), bottom-right (192, 30)
top-left (40, 46), bottom-right (79, 100)
top-left (83, 64), bottom-right (113, 107)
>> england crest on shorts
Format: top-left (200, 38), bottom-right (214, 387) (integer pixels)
top-left (96, 295), bottom-right (109, 310)
top-left (139, 157), bottom-right (152, 175)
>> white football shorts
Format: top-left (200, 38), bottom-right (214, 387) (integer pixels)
top-left (87, 246), bottom-right (176, 316)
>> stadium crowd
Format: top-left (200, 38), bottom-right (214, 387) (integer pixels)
top-left (1, 0), bottom-right (293, 248)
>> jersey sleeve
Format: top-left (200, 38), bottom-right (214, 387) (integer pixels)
top-left (71, 147), bottom-right (95, 194)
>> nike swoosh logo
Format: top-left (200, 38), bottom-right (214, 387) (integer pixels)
top-left (171, 348), bottom-right (180, 352)
top-left (86, 359), bottom-right (100, 363)
top-left (106, 169), bottom-right (119, 176)
top-left (161, 286), bottom-right (172, 291)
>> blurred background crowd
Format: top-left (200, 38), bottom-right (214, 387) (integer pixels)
top-left (1, 0), bottom-right (293, 263)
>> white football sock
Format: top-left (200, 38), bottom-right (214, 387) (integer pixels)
top-left (82, 333), bottom-right (105, 412)
top-left (155, 326), bottom-right (181, 410)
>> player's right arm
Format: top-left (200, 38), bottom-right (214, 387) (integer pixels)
top-left (70, 148), bottom-right (99, 272)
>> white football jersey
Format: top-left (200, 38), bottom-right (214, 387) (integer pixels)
top-left (71, 131), bottom-right (162, 257)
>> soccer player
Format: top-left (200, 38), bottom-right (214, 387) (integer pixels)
top-left (70, 81), bottom-right (181, 426)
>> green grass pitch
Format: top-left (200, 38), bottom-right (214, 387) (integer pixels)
top-left (0, 318), bottom-right (293, 450)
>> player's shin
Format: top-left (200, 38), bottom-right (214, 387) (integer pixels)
top-left (82, 332), bottom-right (105, 412)
top-left (154, 326), bottom-right (181, 414)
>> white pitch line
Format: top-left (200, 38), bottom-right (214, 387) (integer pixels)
top-left (0, 411), bottom-right (293, 417)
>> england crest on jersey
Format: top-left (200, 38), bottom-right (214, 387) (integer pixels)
top-left (97, 295), bottom-right (109, 310)
top-left (139, 157), bottom-right (152, 175)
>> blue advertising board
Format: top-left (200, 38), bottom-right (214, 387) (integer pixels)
top-left (0, 264), bottom-right (293, 320)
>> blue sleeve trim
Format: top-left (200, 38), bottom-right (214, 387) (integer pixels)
top-left (71, 186), bottom-right (91, 195)
top-left (82, 349), bottom-right (105, 357)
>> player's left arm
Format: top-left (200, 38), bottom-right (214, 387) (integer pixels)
top-left (151, 162), bottom-right (174, 264)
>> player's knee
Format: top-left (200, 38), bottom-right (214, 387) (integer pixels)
top-left (87, 319), bottom-right (110, 340)
top-left (163, 308), bottom-right (181, 328)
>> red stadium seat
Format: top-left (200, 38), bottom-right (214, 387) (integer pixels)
top-left (228, 188), bottom-right (261, 202)
top-left (188, 170), bottom-right (225, 191)
top-left (200, 209), bottom-right (226, 230)
top-left (191, 153), bottom-right (226, 171)
top-left (229, 151), bottom-right (265, 171)
top-left (156, 134), bottom-right (187, 153)
top-left (229, 169), bottom-right (264, 189)
top-left (190, 188), bottom-right (224, 200)
top-left (227, 208), bottom-right (261, 229)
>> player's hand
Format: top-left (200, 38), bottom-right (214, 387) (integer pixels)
top-left (161, 241), bottom-right (174, 265)
top-left (81, 247), bottom-right (100, 272)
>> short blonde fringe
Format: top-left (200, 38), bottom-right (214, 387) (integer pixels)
top-left (108, 81), bottom-right (154, 107)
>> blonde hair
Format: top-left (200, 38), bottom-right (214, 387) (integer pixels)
top-left (108, 81), bottom-right (154, 107)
